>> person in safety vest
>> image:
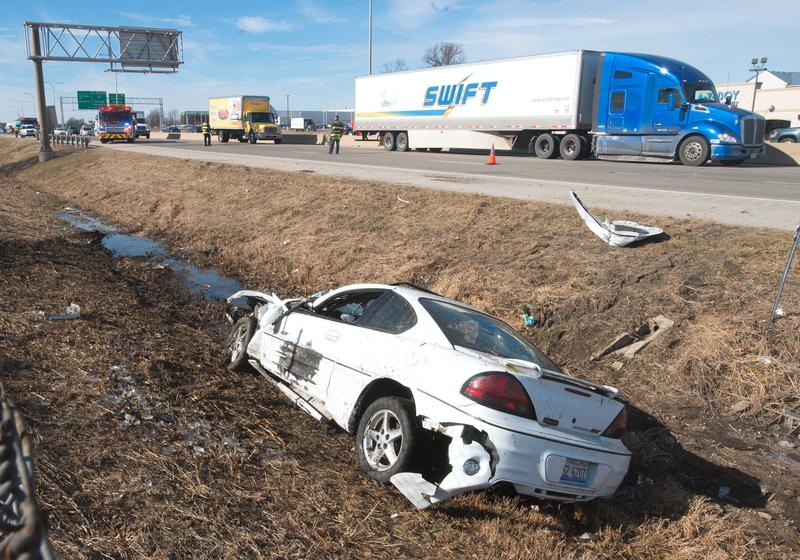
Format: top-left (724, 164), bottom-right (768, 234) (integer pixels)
top-left (328, 115), bottom-right (343, 155)
top-left (201, 120), bottom-right (211, 147)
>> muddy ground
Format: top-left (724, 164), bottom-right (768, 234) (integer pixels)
top-left (1, 137), bottom-right (799, 558)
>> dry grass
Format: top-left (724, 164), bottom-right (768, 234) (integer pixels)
top-left (1, 137), bottom-right (798, 558)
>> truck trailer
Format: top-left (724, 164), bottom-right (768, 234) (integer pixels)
top-left (354, 51), bottom-right (765, 166)
top-left (209, 95), bottom-right (282, 144)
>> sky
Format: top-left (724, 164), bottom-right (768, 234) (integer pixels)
top-left (1, 0), bottom-right (798, 122)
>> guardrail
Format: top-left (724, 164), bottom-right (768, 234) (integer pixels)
top-left (0, 387), bottom-right (57, 559)
top-left (50, 134), bottom-right (90, 148)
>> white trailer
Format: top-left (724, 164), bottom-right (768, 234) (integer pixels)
top-left (354, 50), bottom-right (599, 155)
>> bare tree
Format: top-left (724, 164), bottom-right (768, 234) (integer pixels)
top-left (381, 58), bottom-right (409, 73)
top-left (165, 109), bottom-right (179, 126)
top-left (422, 42), bottom-right (465, 67)
top-left (146, 109), bottom-right (161, 129)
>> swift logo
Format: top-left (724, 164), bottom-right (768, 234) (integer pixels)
top-left (423, 80), bottom-right (498, 107)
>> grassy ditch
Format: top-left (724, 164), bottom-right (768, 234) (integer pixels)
top-left (1, 137), bottom-right (799, 558)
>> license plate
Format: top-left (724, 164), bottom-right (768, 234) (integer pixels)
top-left (560, 459), bottom-right (589, 485)
top-left (750, 153), bottom-right (758, 159)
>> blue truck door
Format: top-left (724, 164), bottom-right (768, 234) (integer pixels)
top-left (601, 68), bottom-right (644, 155)
top-left (651, 82), bottom-right (684, 134)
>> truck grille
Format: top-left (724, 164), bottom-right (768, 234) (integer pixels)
top-left (741, 116), bottom-right (765, 146)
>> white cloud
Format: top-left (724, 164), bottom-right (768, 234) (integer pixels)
top-left (236, 16), bottom-right (294, 33)
top-left (298, 0), bottom-right (345, 24)
top-left (116, 11), bottom-right (192, 27)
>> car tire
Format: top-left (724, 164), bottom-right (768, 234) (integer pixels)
top-left (146, 134), bottom-right (150, 139)
top-left (720, 159), bottom-right (745, 166)
top-left (396, 131), bottom-right (409, 152)
top-left (678, 135), bottom-right (709, 166)
top-left (227, 316), bottom-right (256, 372)
top-left (249, 132), bottom-right (256, 144)
top-left (383, 132), bottom-right (396, 151)
top-left (534, 133), bottom-right (559, 159)
top-left (780, 138), bottom-right (796, 143)
top-left (356, 397), bottom-right (417, 484)
top-left (559, 133), bottom-right (585, 160)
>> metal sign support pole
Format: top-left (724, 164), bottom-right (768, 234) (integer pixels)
top-left (769, 224), bottom-right (800, 324)
top-left (30, 25), bottom-right (54, 162)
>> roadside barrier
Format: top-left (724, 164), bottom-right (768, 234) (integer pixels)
top-left (50, 134), bottom-right (90, 148)
top-left (0, 387), bottom-right (57, 559)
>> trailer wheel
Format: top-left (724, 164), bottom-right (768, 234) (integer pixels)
top-left (383, 132), bottom-right (397, 151)
top-left (678, 135), bottom-right (709, 166)
top-left (559, 134), bottom-right (585, 160)
top-left (429, 148), bottom-right (442, 153)
top-left (219, 131), bottom-right (230, 143)
top-left (249, 131), bottom-right (256, 144)
top-left (274, 138), bottom-right (282, 144)
top-left (396, 132), bottom-right (409, 152)
top-left (534, 134), bottom-right (559, 159)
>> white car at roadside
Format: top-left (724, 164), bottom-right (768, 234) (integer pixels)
top-left (19, 125), bottom-right (37, 138)
top-left (224, 283), bottom-right (631, 508)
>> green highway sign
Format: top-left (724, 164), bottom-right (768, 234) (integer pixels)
top-left (77, 90), bottom-right (107, 110)
top-left (108, 93), bottom-right (126, 104)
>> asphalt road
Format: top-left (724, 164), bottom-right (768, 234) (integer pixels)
top-left (106, 138), bottom-right (800, 230)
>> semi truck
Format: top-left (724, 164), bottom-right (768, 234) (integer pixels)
top-left (96, 105), bottom-right (136, 143)
top-left (209, 95), bottom-right (281, 144)
top-left (354, 50), bottom-right (766, 166)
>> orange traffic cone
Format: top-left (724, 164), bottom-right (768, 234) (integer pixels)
top-left (487, 143), bottom-right (497, 165)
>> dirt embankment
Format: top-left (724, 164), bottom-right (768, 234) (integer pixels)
top-left (1, 137), bottom-right (799, 558)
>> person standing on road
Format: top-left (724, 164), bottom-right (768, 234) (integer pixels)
top-left (201, 120), bottom-right (211, 147)
top-left (13, 126), bottom-right (19, 139)
top-left (328, 115), bottom-right (343, 155)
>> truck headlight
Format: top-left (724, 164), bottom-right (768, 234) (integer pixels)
top-left (717, 133), bottom-right (738, 143)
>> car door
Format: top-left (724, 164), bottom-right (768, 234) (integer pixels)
top-left (321, 291), bottom-right (420, 428)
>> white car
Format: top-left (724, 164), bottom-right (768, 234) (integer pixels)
top-left (225, 283), bottom-right (631, 509)
top-left (53, 127), bottom-right (66, 136)
top-left (19, 125), bottom-right (37, 138)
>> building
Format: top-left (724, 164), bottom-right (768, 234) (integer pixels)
top-left (716, 70), bottom-right (800, 128)
top-left (180, 111), bottom-right (209, 126)
top-left (274, 109), bottom-right (354, 127)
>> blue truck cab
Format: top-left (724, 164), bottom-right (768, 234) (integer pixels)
top-left (593, 53), bottom-right (765, 166)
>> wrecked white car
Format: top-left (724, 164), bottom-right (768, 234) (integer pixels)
top-left (224, 283), bottom-right (630, 509)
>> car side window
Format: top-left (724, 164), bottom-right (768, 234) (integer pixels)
top-left (314, 290), bottom-right (386, 324)
top-left (657, 87), bottom-right (678, 104)
top-left (610, 91), bottom-right (625, 112)
top-left (358, 292), bottom-right (417, 334)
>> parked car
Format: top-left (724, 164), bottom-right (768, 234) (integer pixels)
top-left (163, 125), bottom-right (181, 133)
top-left (68, 126), bottom-right (80, 135)
top-left (224, 283), bottom-right (630, 509)
top-left (79, 126), bottom-right (94, 137)
top-left (18, 125), bottom-right (37, 138)
top-left (768, 127), bottom-right (800, 143)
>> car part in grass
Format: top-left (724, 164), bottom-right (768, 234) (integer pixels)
top-left (570, 190), bottom-right (665, 247)
top-left (592, 315), bottom-right (675, 361)
top-left (769, 224), bottom-right (800, 325)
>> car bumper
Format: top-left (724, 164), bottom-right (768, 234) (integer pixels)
top-left (256, 133), bottom-right (281, 140)
top-left (710, 143), bottom-right (765, 161)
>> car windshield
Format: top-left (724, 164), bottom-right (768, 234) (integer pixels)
top-left (100, 112), bottom-right (131, 123)
top-left (683, 82), bottom-right (718, 103)
top-left (420, 298), bottom-right (562, 371)
top-left (250, 112), bottom-right (275, 123)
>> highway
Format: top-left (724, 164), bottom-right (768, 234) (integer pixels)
top-left (106, 138), bottom-right (800, 230)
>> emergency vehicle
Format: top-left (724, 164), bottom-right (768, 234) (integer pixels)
top-left (96, 105), bottom-right (136, 143)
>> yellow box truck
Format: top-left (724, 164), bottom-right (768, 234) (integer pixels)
top-left (208, 95), bottom-right (282, 144)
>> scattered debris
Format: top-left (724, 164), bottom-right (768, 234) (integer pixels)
top-left (728, 399), bottom-right (751, 415)
top-left (397, 195), bottom-right (410, 204)
top-left (570, 190), bottom-right (664, 247)
top-left (45, 302), bottom-right (81, 321)
top-left (521, 305), bottom-right (538, 327)
top-left (592, 315), bottom-right (674, 361)
top-left (761, 356), bottom-right (773, 365)
top-left (757, 512), bottom-right (773, 521)
top-left (778, 440), bottom-right (796, 449)
top-left (578, 532), bottom-right (600, 541)
top-left (611, 361), bottom-right (624, 372)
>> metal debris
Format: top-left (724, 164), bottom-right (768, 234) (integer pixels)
top-left (769, 224), bottom-right (799, 324)
top-left (45, 302), bottom-right (81, 320)
top-left (592, 316), bottom-right (674, 361)
top-left (570, 190), bottom-right (664, 247)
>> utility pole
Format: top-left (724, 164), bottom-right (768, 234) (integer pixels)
top-left (29, 25), bottom-right (54, 162)
top-left (749, 57), bottom-right (767, 112)
top-left (368, 0), bottom-right (373, 75)
top-left (45, 81), bottom-right (64, 124)
top-left (286, 94), bottom-right (290, 126)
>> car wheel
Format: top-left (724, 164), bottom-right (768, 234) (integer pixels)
top-left (678, 135), bottom-right (709, 166)
top-left (249, 131), bottom-right (256, 144)
top-left (356, 397), bottom-right (417, 484)
top-left (227, 316), bottom-right (256, 372)
top-left (383, 132), bottom-right (396, 151)
top-left (559, 133), bottom-right (585, 160)
top-left (720, 159), bottom-right (745, 166)
top-left (396, 131), bottom-right (409, 152)
top-left (780, 138), bottom-right (796, 143)
top-left (534, 133), bottom-right (559, 159)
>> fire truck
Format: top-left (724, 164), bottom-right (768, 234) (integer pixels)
top-left (96, 104), bottom-right (136, 143)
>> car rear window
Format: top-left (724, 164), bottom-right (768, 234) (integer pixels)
top-left (419, 298), bottom-right (561, 371)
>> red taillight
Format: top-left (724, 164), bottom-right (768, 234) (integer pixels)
top-left (461, 372), bottom-right (536, 419)
top-left (601, 406), bottom-right (627, 439)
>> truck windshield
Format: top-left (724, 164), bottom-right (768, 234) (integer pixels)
top-left (249, 112), bottom-right (275, 123)
top-left (419, 298), bottom-right (562, 371)
top-left (100, 112), bottom-right (132, 123)
top-left (683, 82), bottom-right (718, 104)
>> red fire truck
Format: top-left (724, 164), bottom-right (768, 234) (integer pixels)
top-left (96, 104), bottom-right (135, 143)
